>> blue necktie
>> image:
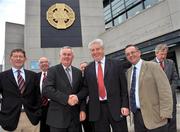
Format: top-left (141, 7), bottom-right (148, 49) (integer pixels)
top-left (130, 66), bottom-right (137, 113)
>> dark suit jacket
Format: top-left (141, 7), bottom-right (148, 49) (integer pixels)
top-left (36, 72), bottom-right (44, 95)
top-left (36, 72), bottom-right (50, 132)
top-left (42, 64), bottom-right (84, 128)
top-left (153, 58), bottom-right (179, 104)
top-left (0, 69), bottom-right (41, 131)
top-left (78, 58), bottom-right (129, 121)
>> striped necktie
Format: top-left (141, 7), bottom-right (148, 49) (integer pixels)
top-left (17, 70), bottom-right (25, 94)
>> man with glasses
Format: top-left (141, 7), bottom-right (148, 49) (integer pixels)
top-left (125, 44), bottom-right (173, 132)
top-left (0, 49), bottom-right (41, 132)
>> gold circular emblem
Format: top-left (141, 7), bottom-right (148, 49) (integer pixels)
top-left (46, 3), bottom-right (75, 29)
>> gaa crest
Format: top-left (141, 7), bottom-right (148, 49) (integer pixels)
top-left (46, 3), bottom-right (75, 29)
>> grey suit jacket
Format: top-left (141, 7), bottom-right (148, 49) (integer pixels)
top-left (127, 60), bottom-right (173, 129)
top-left (153, 58), bottom-right (179, 104)
top-left (42, 64), bottom-right (84, 128)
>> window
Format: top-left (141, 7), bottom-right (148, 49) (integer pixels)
top-left (144, 0), bottom-right (159, 9)
top-left (127, 4), bottom-right (143, 18)
top-left (114, 13), bottom-right (126, 26)
top-left (103, 0), bottom-right (160, 28)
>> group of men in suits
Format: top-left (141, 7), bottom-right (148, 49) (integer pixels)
top-left (0, 40), bottom-right (178, 132)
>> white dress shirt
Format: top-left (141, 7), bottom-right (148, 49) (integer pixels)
top-left (40, 72), bottom-right (47, 93)
top-left (131, 59), bottom-right (143, 108)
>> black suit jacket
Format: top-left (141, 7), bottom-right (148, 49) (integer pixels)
top-left (0, 69), bottom-right (41, 131)
top-left (42, 64), bottom-right (84, 128)
top-left (37, 72), bottom-right (43, 94)
top-left (78, 58), bottom-right (129, 121)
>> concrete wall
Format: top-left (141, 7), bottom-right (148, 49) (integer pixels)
top-left (8, 0), bottom-right (180, 72)
top-left (100, 0), bottom-right (180, 55)
top-left (4, 22), bottom-right (24, 70)
top-left (24, 0), bottom-right (105, 70)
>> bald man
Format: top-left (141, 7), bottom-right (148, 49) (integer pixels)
top-left (37, 57), bottom-right (50, 132)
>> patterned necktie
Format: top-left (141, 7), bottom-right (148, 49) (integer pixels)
top-left (97, 62), bottom-right (106, 99)
top-left (66, 67), bottom-right (72, 86)
top-left (160, 61), bottom-right (164, 70)
top-left (41, 72), bottom-right (48, 106)
top-left (17, 70), bottom-right (25, 94)
top-left (43, 72), bottom-right (46, 82)
top-left (130, 66), bottom-right (137, 113)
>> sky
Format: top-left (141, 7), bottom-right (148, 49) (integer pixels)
top-left (0, 0), bottom-right (25, 64)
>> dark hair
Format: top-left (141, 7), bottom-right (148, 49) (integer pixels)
top-left (125, 44), bottom-right (139, 50)
top-left (10, 49), bottom-right (26, 57)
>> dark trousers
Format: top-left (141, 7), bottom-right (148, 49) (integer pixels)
top-left (133, 109), bottom-right (168, 132)
top-left (40, 104), bottom-right (50, 132)
top-left (81, 104), bottom-right (94, 132)
top-left (82, 119), bottom-right (94, 132)
top-left (94, 101), bottom-right (128, 132)
top-left (50, 121), bottom-right (81, 132)
top-left (167, 99), bottom-right (176, 132)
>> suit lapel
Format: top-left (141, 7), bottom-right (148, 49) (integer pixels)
top-left (104, 59), bottom-right (110, 79)
top-left (127, 67), bottom-right (133, 92)
top-left (89, 62), bottom-right (98, 86)
top-left (58, 64), bottom-right (72, 88)
top-left (163, 59), bottom-right (169, 74)
top-left (139, 61), bottom-right (146, 90)
top-left (23, 70), bottom-right (31, 94)
top-left (6, 69), bottom-right (19, 88)
top-left (71, 66), bottom-right (78, 88)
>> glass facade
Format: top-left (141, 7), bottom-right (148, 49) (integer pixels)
top-left (103, 0), bottom-right (160, 29)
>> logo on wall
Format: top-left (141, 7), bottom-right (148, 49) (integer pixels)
top-left (46, 3), bottom-right (75, 29)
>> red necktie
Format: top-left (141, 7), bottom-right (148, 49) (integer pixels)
top-left (17, 70), bottom-right (25, 94)
top-left (97, 62), bottom-right (106, 99)
top-left (160, 62), bottom-right (164, 70)
top-left (41, 72), bottom-right (48, 106)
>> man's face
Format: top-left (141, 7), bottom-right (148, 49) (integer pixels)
top-left (90, 43), bottom-right (104, 62)
top-left (10, 51), bottom-right (26, 69)
top-left (60, 48), bottom-right (74, 67)
top-left (155, 49), bottom-right (167, 62)
top-left (39, 57), bottom-right (49, 72)
top-left (125, 46), bottom-right (141, 65)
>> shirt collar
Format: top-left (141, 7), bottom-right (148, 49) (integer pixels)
top-left (62, 64), bottom-right (72, 71)
top-left (96, 56), bottom-right (105, 65)
top-left (12, 67), bottom-right (24, 74)
top-left (133, 59), bottom-right (142, 70)
top-left (155, 57), bottom-right (163, 63)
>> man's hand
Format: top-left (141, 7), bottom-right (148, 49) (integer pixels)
top-left (121, 107), bottom-right (129, 116)
top-left (68, 95), bottom-right (79, 106)
top-left (80, 111), bottom-right (86, 122)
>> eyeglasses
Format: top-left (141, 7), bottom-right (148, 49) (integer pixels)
top-left (125, 51), bottom-right (138, 57)
top-left (11, 55), bottom-right (25, 59)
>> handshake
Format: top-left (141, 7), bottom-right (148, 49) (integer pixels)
top-left (68, 94), bottom-right (79, 106)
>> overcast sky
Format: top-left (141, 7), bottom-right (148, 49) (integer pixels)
top-left (0, 0), bottom-right (25, 64)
